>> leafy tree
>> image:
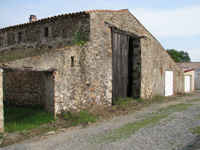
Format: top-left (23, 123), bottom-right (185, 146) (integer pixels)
top-left (167, 49), bottom-right (191, 62)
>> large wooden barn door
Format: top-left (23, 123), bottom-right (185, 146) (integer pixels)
top-left (112, 29), bottom-right (130, 100)
top-left (112, 28), bottom-right (141, 101)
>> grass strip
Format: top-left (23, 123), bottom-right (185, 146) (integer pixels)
top-left (92, 103), bottom-right (192, 143)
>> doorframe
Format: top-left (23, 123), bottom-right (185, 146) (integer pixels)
top-left (0, 67), bottom-right (57, 133)
top-left (164, 70), bottom-right (174, 96)
top-left (111, 27), bottom-right (142, 101)
top-left (184, 75), bottom-right (192, 93)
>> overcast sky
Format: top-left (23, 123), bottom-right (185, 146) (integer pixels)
top-left (1, 0), bottom-right (200, 61)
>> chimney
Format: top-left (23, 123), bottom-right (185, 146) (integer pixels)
top-left (29, 15), bottom-right (37, 23)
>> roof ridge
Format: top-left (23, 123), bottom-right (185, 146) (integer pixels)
top-left (85, 9), bottom-right (129, 13)
top-left (0, 9), bottom-right (129, 32)
top-left (177, 62), bottom-right (200, 63)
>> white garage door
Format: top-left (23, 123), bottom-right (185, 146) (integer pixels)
top-left (165, 71), bottom-right (173, 96)
top-left (184, 76), bottom-right (191, 93)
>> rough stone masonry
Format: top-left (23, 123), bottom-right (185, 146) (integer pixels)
top-left (0, 9), bottom-right (184, 132)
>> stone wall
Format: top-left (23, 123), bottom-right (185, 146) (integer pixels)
top-left (0, 13), bottom-right (90, 56)
top-left (184, 71), bottom-right (195, 92)
top-left (0, 69), bottom-right (3, 133)
top-left (140, 38), bottom-right (184, 97)
top-left (89, 10), bottom-right (184, 99)
top-left (0, 10), bottom-right (184, 118)
top-left (3, 70), bottom-right (55, 112)
top-left (0, 46), bottom-right (84, 114)
top-left (0, 12), bottom-right (91, 114)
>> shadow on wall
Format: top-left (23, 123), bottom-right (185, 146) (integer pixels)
top-left (3, 69), bottom-right (55, 113)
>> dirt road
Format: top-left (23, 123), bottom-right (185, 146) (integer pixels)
top-left (2, 93), bottom-right (200, 150)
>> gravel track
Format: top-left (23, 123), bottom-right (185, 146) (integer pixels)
top-left (2, 94), bottom-right (200, 150)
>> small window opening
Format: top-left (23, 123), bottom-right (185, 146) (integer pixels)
top-left (44, 27), bottom-right (49, 37)
top-left (18, 32), bottom-right (22, 43)
top-left (71, 56), bottom-right (74, 67)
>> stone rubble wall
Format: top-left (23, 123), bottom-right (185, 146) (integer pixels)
top-left (0, 69), bottom-right (3, 133)
top-left (0, 46), bottom-right (85, 114)
top-left (4, 71), bottom-right (45, 106)
top-left (89, 10), bottom-right (184, 99)
top-left (184, 71), bottom-right (195, 92)
top-left (3, 70), bottom-right (55, 112)
top-left (0, 14), bottom-right (91, 114)
top-left (0, 10), bottom-right (185, 119)
top-left (0, 13), bottom-right (90, 59)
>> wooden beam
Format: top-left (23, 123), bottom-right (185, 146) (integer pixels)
top-left (105, 21), bottom-right (147, 39)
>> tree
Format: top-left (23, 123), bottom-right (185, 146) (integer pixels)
top-left (167, 49), bottom-right (191, 62)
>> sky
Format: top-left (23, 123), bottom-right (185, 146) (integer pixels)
top-left (1, 0), bottom-right (200, 61)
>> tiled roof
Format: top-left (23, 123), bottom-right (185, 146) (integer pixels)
top-left (85, 9), bottom-right (128, 13)
top-left (0, 9), bottom-right (129, 32)
top-left (184, 68), bottom-right (195, 73)
top-left (177, 62), bottom-right (200, 70)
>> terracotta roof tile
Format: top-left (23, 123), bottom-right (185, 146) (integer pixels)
top-left (184, 68), bottom-right (195, 73)
top-left (177, 62), bottom-right (200, 70)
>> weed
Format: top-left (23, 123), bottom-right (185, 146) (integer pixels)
top-left (62, 110), bottom-right (97, 126)
top-left (190, 126), bottom-right (200, 135)
top-left (92, 103), bottom-right (193, 143)
top-left (177, 92), bottom-right (194, 97)
top-left (195, 114), bottom-right (200, 120)
top-left (158, 104), bottom-right (193, 114)
top-left (113, 97), bottom-right (142, 106)
top-left (190, 99), bottom-right (200, 102)
top-left (93, 113), bottom-right (168, 143)
top-left (4, 106), bottom-right (54, 132)
top-left (73, 31), bottom-right (88, 46)
top-left (152, 95), bottom-right (166, 102)
top-left (113, 95), bottom-right (168, 107)
top-left (0, 133), bottom-right (3, 139)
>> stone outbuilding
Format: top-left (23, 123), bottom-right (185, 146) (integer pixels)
top-left (0, 9), bottom-right (184, 132)
top-left (184, 69), bottom-right (195, 93)
top-left (178, 62), bottom-right (200, 90)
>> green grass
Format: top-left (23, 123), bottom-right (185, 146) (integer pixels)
top-left (190, 126), bottom-right (200, 135)
top-left (195, 114), bottom-right (200, 120)
top-left (113, 97), bottom-right (143, 106)
top-left (113, 95), bottom-right (169, 107)
top-left (4, 106), bottom-right (55, 133)
top-left (62, 110), bottom-right (98, 126)
top-left (0, 133), bottom-right (3, 139)
top-left (93, 113), bottom-right (168, 143)
top-left (92, 103), bottom-right (193, 143)
top-left (158, 104), bottom-right (193, 114)
top-left (152, 95), bottom-right (168, 102)
top-left (190, 99), bottom-right (200, 102)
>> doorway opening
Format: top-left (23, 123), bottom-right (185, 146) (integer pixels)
top-left (112, 28), bottom-right (141, 102)
top-left (3, 69), bottom-right (55, 132)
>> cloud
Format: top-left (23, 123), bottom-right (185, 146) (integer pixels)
top-left (187, 48), bottom-right (200, 62)
top-left (131, 6), bottom-right (200, 61)
top-left (132, 6), bottom-right (200, 38)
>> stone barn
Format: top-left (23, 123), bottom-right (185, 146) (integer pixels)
top-left (178, 62), bottom-right (200, 90)
top-left (0, 9), bottom-right (184, 132)
top-left (183, 69), bottom-right (195, 93)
